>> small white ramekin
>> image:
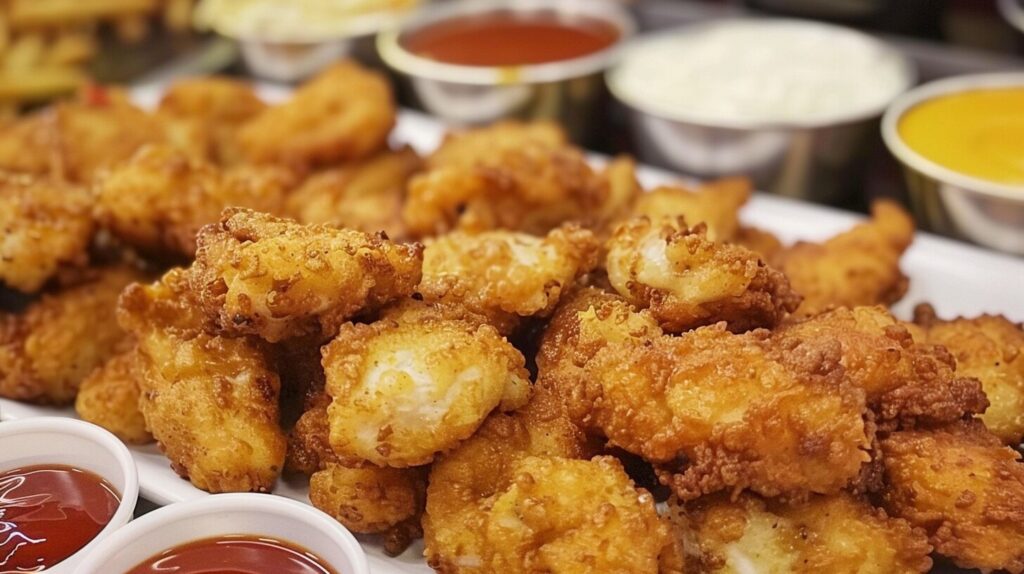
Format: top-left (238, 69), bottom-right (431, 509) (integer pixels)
top-left (72, 493), bottom-right (369, 574)
top-left (0, 417), bottom-right (139, 574)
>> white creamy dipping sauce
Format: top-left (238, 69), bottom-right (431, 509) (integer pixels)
top-left (609, 20), bottom-right (912, 127)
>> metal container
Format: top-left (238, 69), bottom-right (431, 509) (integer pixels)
top-left (882, 73), bottom-right (1024, 255)
top-left (376, 0), bottom-right (636, 143)
top-left (606, 19), bottom-right (916, 203)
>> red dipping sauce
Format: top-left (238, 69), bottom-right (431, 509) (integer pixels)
top-left (402, 10), bottom-right (620, 67)
top-left (0, 464), bottom-right (120, 572)
top-left (126, 535), bottom-right (338, 574)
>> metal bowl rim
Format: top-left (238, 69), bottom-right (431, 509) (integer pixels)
top-left (195, 3), bottom-right (416, 43)
top-left (882, 71), bottom-right (1024, 202)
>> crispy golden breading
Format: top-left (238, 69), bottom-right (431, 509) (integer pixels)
top-left (418, 224), bottom-right (600, 332)
top-left (776, 200), bottom-right (914, 318)
top-left (309, 463), bottom-right (425, 534)
top-left (0, 111), bottom-right (57, 177)
top-left (237, 62), bottom-right (394, 167)
top-left (629, 177), bottom-right (751, 242)
top-left (0, 266), bottom-right (141, 404)
top-left (94, 145), bottom-right (295, 257)
top-left (605, 217), bottom-right (799, 333)
top-left (0, 174), bottom-right (93, 292)
top-left (881, 420), bottom-right (1024, 573)
top-left (402, 121), bottom-right (609, 237)
top-left (285, 147), bottom-right (421, 238)
top-left (285, 400), bottom-right (334, 476)
top-left (190, 208), bottom-right (423, 342)
top-left (671, 492), bottom-right (932, 573)
top-left (732, 226), bottom-right (784, 262)
top-left (774, 306), bottom-right (988, 429)
top-left (118, 268), bottom-right (287, 493)
top-left (595, 156), bottom-right (643, 227)
top-left (323, 302), bottom-right (531, 467)
top-left (75, 348), bottom-right (152, 444)
top-left (914, 304), bottom-right (1024, 445)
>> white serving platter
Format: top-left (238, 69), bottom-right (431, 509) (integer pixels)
top-left (2, 85), bottom-right (1023, 574)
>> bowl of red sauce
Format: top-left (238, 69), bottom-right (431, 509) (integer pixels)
top-left (72, 494), bottom-right (368, 574)
top-left (377, 0), bottom-right (635, 141)
top-left (0, 417), bottom-right (139, 573)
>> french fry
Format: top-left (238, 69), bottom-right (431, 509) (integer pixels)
top-left (0, 65), bottom-right (87, 102)
top-left (3, 33), bottom-right (45, 71)
top-left (8, 0), bottom-right (158, 28)
top-left (46, 31), bottom-right (97, 66)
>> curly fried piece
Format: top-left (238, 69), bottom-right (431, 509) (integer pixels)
top-left (0, 174), bottom-right (94, 292)
top-left (670, 492), bottom-right (932, 573)
top-left (629, 177), bottom-right (751, 242)
top-left (285, 147), bottom-right (421, 239)
top-left (118, 268), bottom-right (286, 493)
top-left (773, 306), bottom-right (988, 429)
top-left (881, 420), bottom-right (1024, 573)
top-left (323, 301), bottom-right (531, 467)
top-left (95, 145), bottom-right (295, 258)
top-left (605, 216), bottom-right (799, 333)
top-left (914, 304), bottom-right (1024, 445)
top-left (190, 208), bottom-right (423, 342)
top-left (310, 463), bottom-right (425, 535)
top-left (418, 224), bottom-right (600, 333)
top-left (776, 200), bottom-right (914, 318)
top-left (0, 266), bottom-right (142, 404)
top-left (74, 348), bottom-right (152, 444)
top-left (237, 61), bottom-right (394, 167)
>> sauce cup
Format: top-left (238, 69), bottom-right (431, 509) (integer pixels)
top-left (0, 417), bottom-right (139, 573)
top-left (72, 493), bottom-right (369, 574)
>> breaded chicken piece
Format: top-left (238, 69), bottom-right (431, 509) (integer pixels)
top-left (595, 156), bottom-right (643, 228)
top-left (629, 177), bottom-right (751, 242)
top-left (285, 398), bottom-right (334, 476)
top-left (881, 420), bottom-right (1024, 573)
top-left (285, 147), bottom-right (421, 238)
top-left (776, 200), bottom-right (914, 318)
top-left (237, 62), bottom-right (394, 167)
top-left (118, 268), bottom-right (287, 493)
top-left (670, 492), bottom-right (932, 573)
top-left (75, 348), bottom-right (152, 444)
top-left (732, 226), bottom-right (784, 262)
top-left (605, 216), bottom-right (799, 333)
top-left (323, 301), bottom-right (531, 467)
top-left (0, 174), bottom-right (94, 292)
top-left (190, 208), bottom-right (423, 342)
top-left (418, 224), bottom-right (600, 333)
top-left (773, 306), bottom-right (988, 429)
top-left (914, 304), bottom-right (1024, 445)
top-left (310, 463), bottom-right (425, 534)
top-left (0, 266), bottom-right (142, 404)
top-left (0, 111), bottom-right (57, 176)
top-left (402, 121), bottom-right (609, 237)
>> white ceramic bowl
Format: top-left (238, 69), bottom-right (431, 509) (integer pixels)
top-left (0, 417), bottom-right (139, 574)
top-left (73, 493), bottom-right (369, 574)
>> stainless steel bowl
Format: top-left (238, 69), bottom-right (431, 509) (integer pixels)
top-left (882, 73), bottom-right (1024, 255)
top-left (606, 19), bottom-right (915, 203)
top-left (377, 0), bottom-right (636, 142)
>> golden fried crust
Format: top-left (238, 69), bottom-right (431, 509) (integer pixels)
top-left (595, 156), bottom-right (642, 228)
top-left (914, 304), bottom-right (1024, 445)
top-left (671, 492), bottom-right (932, 574)
top-left (774, 306), bottom-right (988, 429)
top-left (732, 226), bottom-right (784, 262)
top-left (94, 145), bottom-right (295, 257)
top-left (237, 61), bottom-right (394, 167)
top-left (629, 177), bottom-right (751, 242)
top-left (0, 111), bottom-right (57, 177)
top-left (190, 208), bottom-right (423, 343)
top-left (0, 266), bottom-right (142, 404)
top-left (605, 217), bottom-right (800, 333)
top-left (118, 268), bottom-right (287, 493)
top-left (286, 147), bottom-right (421, 239)
top-left (881, 420), bottom-right (1024, 573)
top-left (323, 303), bottom-right (531, 467)
top-left (0, 174), bottom-right (94, 293)
top-left (285, 400), bottom-right (335, 476)
top-left (776, 200), bottom-right (914, 318)
top-left (309, 463), bottom-right (425, 534)
top-left (75, 348), bottom-right (152, 444)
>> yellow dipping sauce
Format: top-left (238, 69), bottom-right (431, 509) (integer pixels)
top-left (898, 87), bottom-right (1024, 185)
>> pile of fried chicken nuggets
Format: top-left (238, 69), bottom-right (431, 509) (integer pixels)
top-left (1, 61), bottom-right (1023, 574)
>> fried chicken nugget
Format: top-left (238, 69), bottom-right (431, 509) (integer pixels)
top-left (670, 492), bottom-right (932, 573)
top-left (732, 226), bottom-right (784, 262)
top-left (881, 420), bottom-right (1024, 573)
top-left (75, 348), bottom-right (152, 444)
top-left (0, 173), bottom-right (94, 292)
top-left (629, 177), bottom-right (751, 242)
top-left (237, 61), bottom-right (394, 167)
top-left (914, 304), bottom-right (1024, 445)
top-left (0, 266), bottom-right (142, 404)
top-left (322, 301), bottom-right (531, 467)
top-left (118, 268), bottom-right (287, 493)
top-left (605, 216), bottom-right (799, 333)
top-left (190, 208), bottom-right (423, 342)
top-left (776, 200), bottom-right (914, 318)
top-left (310, 463), bottom-right (426, 535)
